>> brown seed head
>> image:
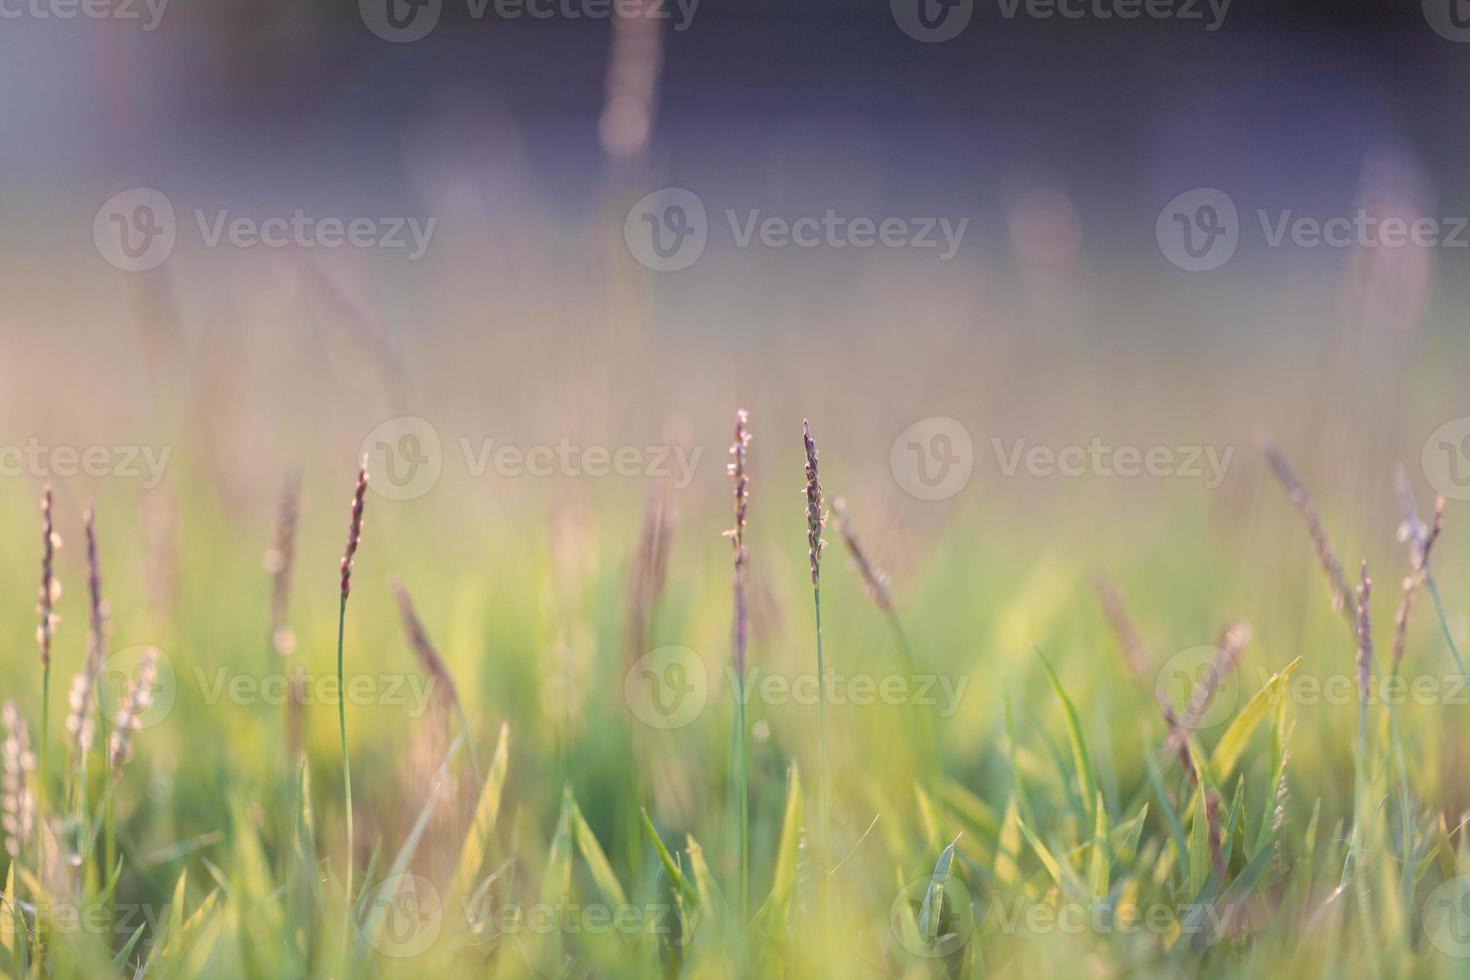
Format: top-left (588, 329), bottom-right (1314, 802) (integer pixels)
top-left (1260, 439), bottom-right (1353, 624)
top-left (37, 486), bottom-right (60, 669)
top-left (802, 419), bottom-right (824, 588)
top-left (390, 578), bottom-right (461, 717)
top-left (832, 497), bottom-right (893, 615)
top-left (84, 507), bottom-right (105, 661)
top-left (341, 459), bottom-right (369, 601)
top-left (727, 410), bottom-right (751, 675)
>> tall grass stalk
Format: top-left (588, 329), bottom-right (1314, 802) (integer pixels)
top-left (338, 462), bottom-right (368, 914)
top-left (1394, 472), bottom-right (1464, 673)
top-left (1261, 439), bottom-right (1355, 631)
top-left (832, 497), bottom-right (934, 782)
top-left (726, 410), bottom-right (751, 924)
top-left (802, 420), bottom-right (831, 924)
top-left (1345, 562), bottom-right (1380, 963)
top-left (36, 487), bottom-right (57, 811)
top-left (70, 507), bottom-right (108, 874)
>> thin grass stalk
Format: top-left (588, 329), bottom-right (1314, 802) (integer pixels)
top-left (103, 646), bottom-right (160, 933)
top-left (1389, 490), bottom-right (1443, 916)
top-left (36, 487), bottom-right (58, 811)
top-left (390, 577), bottom-right (478, 783)
top-left (266, 468), bottom-right (302, 665)
top-left (70, 507), bottom-right (107, 874)
top-left (1394, 470), bottom-right (1462, 672)
top-left (1155, 622), bottom-right (1247, 883)
top-left (1346, 561), bottom-right (1380, 966)
top-left (725, 410), bottom-right (751, 924)
top-left (338, 461), bottom-right (368, 915)
top-left (802, 420), bottom-right (831, 927)
top-left (1260, 440), bottom-right (1355, 633)
top-left (625, 476), bottom-right (674, 669)
top-left (1161, 621), bottom-right (1250, 765)
top-left (1091, 576), bottom-right (1154, 683)
top-left (832, 497), bottom-right (935, 782)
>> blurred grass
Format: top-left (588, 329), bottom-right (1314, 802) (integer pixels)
top-left (0, 395), bottom-right (1467, 976)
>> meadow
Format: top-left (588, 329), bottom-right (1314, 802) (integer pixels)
top-left (1, 340), bottom-right (1470, 979)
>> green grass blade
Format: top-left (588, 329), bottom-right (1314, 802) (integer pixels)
top-left (451, 722), bottom-right (511, 898)
top-left (918, 835), bottom-right (960, 944)
top-left (1035, 648), bottom-right (1098, 828)
top-left (1210, 657), bottom-right (1302, 780)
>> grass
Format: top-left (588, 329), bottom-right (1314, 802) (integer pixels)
top-left (1, 422), bottom-right (1470, 978)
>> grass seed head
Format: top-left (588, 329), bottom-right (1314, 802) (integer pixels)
top-left (1, 701), bottom-right (35, 858)
top-left (391, 578), bottom-right (461, 717)
top-left (1393, 494), bottom-right (1445, 668)
top-left (833, 497), bottom-right (893, 615)
top-left (37, 485), bottom-right (60, 669)
top-left (65, 506), bottom-right (109, 759)
top-left (727, 410), bottom-right (751, 675)
top-left (340, 459), bottom-right (369, 602)
top-left (1260, 439), bottom-right (1353, 624)
top-left (108, 649), bottom-right (160, 778)
top-left (802, 419), bottom-right (824, 588)
top-left (626, 475), bottom-right (675, 667)
top-left (266, 469), bottom-right (301, 655)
